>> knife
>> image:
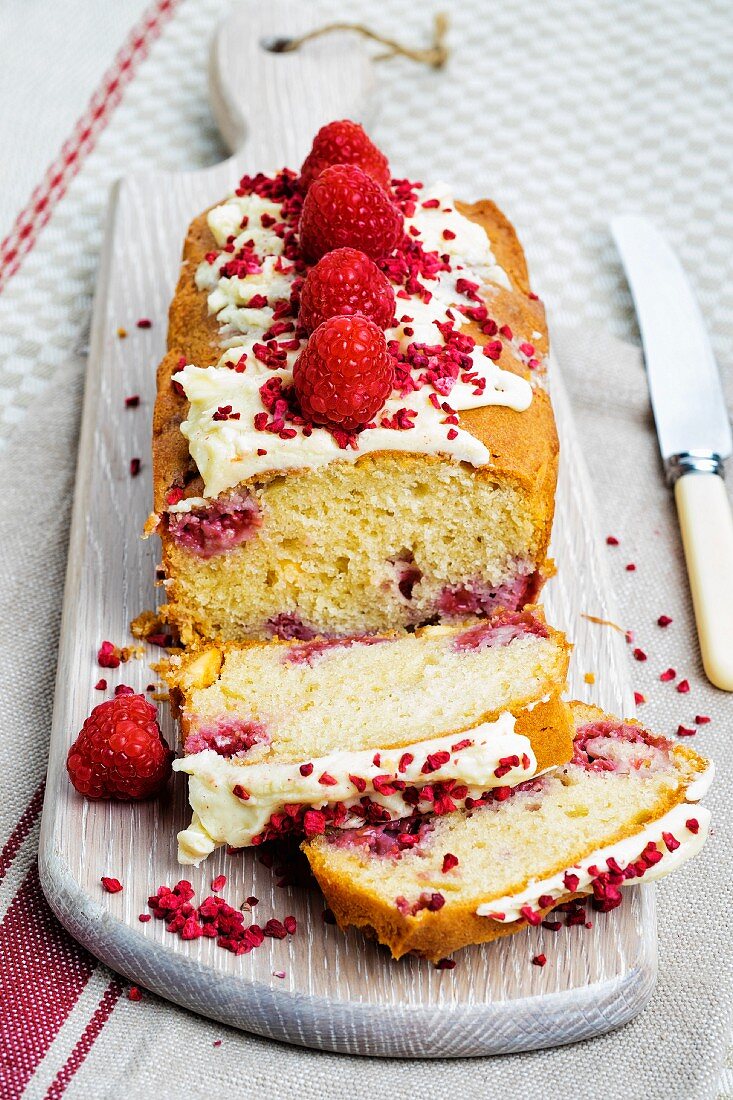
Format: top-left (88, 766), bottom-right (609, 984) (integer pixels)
top-left (611, 214), bottom-right (733, 691)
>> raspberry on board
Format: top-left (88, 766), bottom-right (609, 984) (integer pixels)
top-left (299, 248), bottom-right (395, 333)
top-left (300, 119), bottom-right (391, 192)
top-left (293, 315), bottom-right (394, 432)
top-left (299, 165), bottom-right (402, 263)
top-left (67, 694), bottom-right (173, 800)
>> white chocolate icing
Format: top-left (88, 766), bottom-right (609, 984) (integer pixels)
top-left (173, 712), bottom-right (535, 864)
top-left (172, 179), bottom-right (535, 504)
top-left (476, 763), bottom-right (714, 920)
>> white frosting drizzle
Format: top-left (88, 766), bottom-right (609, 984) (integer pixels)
top-left (173, 712), bottom-right (535, 864)
top-left (173, 181), bottom-right (534, 505)
top-left (476, 763), bottom-right (714, 920)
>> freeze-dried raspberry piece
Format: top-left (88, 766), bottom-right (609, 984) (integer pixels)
top-left (300, 120), bottom-right (391, 192)
top-left (67, 694), bottom-right (172, 800)
top-left (299, 165), bottom-right (402, 262)
top-left (299, 248), bottom-right (395, 333)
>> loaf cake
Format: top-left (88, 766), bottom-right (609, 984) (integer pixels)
top-left (151, 120), bottom-right (558, 644)
top-left (164, 608), bottom-right (572, 863)
top-left (304, 702), bottom-right (712, 962)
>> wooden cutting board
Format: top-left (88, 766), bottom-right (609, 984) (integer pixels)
top-left (38, 0), bottom-right (654, 1058)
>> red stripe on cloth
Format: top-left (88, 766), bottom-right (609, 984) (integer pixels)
top-left (0, 779), bottom-right (45, 884)
top-left (0, 0), bottom-right (182, 293)
top-left (44, 978), bottom-right (123, 1100)
top-left (0, 865), bottom-right (96, 1097)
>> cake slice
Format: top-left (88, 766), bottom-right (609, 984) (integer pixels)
top-left (152, 122), bottom-right (558, 644)
top-left (165, 608), bottom-right (572, 863)
top-left (303, 702), bottom-right (712, 962)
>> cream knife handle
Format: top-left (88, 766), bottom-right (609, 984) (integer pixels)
top-left (674, 471), bottom-right (733, 690)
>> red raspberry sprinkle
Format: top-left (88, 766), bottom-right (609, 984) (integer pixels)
top-left (435, 958), bottom-right (456, 970)
top-left (606, 535), bottom-right (619, 546)
top-left (136, 318), bottom-right (152, 329)
top-left (264, 918), bottom-right (288, 940)
top-left (442, 853), bottom-right (459, 873)
top-left (130, 458), bottom-right (141, 477)
top-left (532, 954), bottom-right (547, 967)
top-left (138, 913), bottom-right (151, 923)
top-left (127, 986), bottom-right (143, 1001)
top-left (660, 668), bottom-right (676, 682)
top-left (676, 725), bottom-right (696, 737)
top-left (421, 750), bottom-right (451, 774)
top-left (95, 679), bottom-right (107, 691)
top-left (442, 228), bottom-right (456, 240)
top-left (283, 915), bottom-right (297, 935)
top-left (398, 753), bottom-right (414, 773)
top-left (662, 832), bottom-right (680, 852)
top-left (657, 614), bottom-right (673, 627)
top-left (634, 691), bottom-right (646, 705)
top-left (303, 809), bottom-right (326, 836)
top-left (299, 164), bottom-right (402, 262)
top-left (211, 875), bottom-right (227, 892)
top-left (520, 905), bottom-right (542, 926)
top-left (97, 640), bottom-right (122, 668)
top-left (298, 248), bottom-right (395, 333)
top-left (677, 679), bottom-right (690, 694)
top-left (349, 774), bottom-right (367, 792)
top-left (101, 877), bottom-right (123, 893)
top-left (694, 715), bottom-right (711, 725)
top-left (483, 340), bottom-right (502, 361)
top-left (166, 487), bottom-right (184, 506)
top-left (125, 395), bottom-right (140, 408)
top-left (686, 818), bottom-right (700, 834)
top-left (318, 772), bottom-right (338, 786)
top-left (632, 648), bottom-right (647, 662)
top-left (300, 120), bottom-right (391, 192)
top-left (299, 762), bottom-right (314, 777)
top-left (114, 684), bottom-right (135, 697)
top-left (625, 563), bottom-right (636, 572)
top-left (293, 315), bottom-right (393, 431)
top-left (67, 695), bottom-right (172, 800)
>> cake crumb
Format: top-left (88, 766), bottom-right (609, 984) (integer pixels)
top-left (583, 672), bottom-right (595, 685)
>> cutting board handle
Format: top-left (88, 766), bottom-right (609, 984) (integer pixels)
top-left (209, 0), bottom-right (374, 171)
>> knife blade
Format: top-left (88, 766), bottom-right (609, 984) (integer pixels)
top-left (611, 214), bottom-right (732, 472)
top-left (611, 214), bottom-right (733, 690)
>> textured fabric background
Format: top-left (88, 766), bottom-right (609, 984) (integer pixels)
top-left (1, 1), bottom-right (732, 1097)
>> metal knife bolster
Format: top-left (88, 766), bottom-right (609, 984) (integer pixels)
top-left (666, 450), bottom-right (727, 485)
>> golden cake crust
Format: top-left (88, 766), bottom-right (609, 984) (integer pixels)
top-left (304, 703), bottom-right (709, 962)
top-left (151, 197), bottom-right (557, 520)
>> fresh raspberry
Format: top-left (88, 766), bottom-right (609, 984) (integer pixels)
top-left (299, 165), bottom-right (402, 262)
top-left (299, 248), bottom-right (395, 333)
top-left (67, 694), bottom-right (173, 800)
top-left (300, 120), bottom-right (391, 192)
top-left (293, 315), bottom-right (394, 431)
